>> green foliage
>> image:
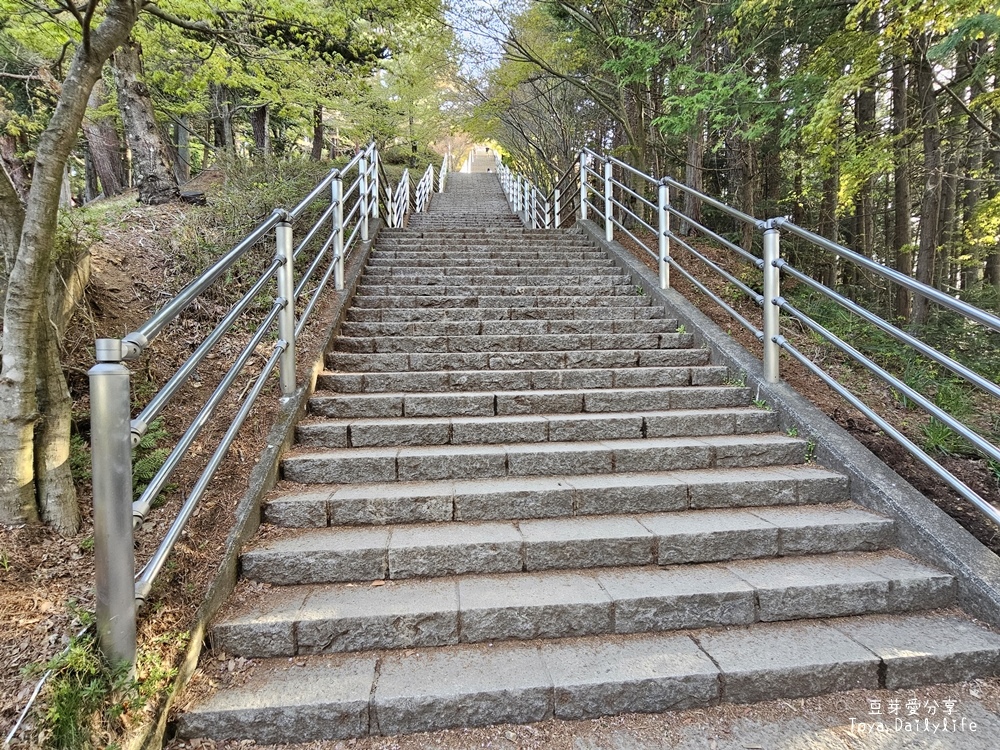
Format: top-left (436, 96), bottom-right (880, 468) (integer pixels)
top-left (39, 632), bottom-right (134, 750)
top-left (132, 419), bottom-right (172, 503)
top-left (37, 626), bottom-right (185, 749)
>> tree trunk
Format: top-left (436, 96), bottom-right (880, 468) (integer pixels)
top-left (0, 134), bottom-right (31, 201)
top-left (0, 161), bottom-right (26, 316)
top-left (985, 115), bottom-right (1000, 292)
top-left (113, 39), bottom-right (179, 205)
top-left (961, 44), bottom-right (984, 291)
top-left (0, 0), bottom-right (140, 530)
top-left (249, 104), bottom-right (270, 156)
top-left (892, 56), bottom-right (912, 320)
top-left (175, 115), bottom-right (191, 182)
top-left (82, 78), bottom-right (126, 197)
top-left (311, 105), bottom-right (324, 161)
top-left (817, 166), bottom-right (839, 287)
top-left (681, 112), bottom-right (705, 236)
top-left (911, 38), bottom-right (941, 326)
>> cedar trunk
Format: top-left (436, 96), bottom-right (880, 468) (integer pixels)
top-left (82, 78), bottom-right (126, 197)
top-left (911, 41), bottom-right (941, 326)
top-left (113, 40), bottom-right (179, 205)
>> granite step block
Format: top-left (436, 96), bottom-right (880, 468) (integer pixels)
top-left (295, 407), bottom-right (778, 449)
top-left (332, 332), bottom-right (695, 355)
top-left (351, 294), bottom-right (653, 310)
top-left (262, 466), bottom-right (850, 528)
top-left (177, 613), bottom-right (1000, 743)
top-left (281, 433), bottom-right (806, 485)
top-left (316, 365), bottom-right (724, 394)
top-left (308, 386), bottom-right (751, 420)
top-left (346, 306), bottom-right (665, 323)
top-left (242, 505), bottom-right (892, 585)
top-left (325, 348), bottom-right (710, 373)
top-left (211, 551), bottom-right (953, 657)
top-left (339, 318), bottom-right (678, 337)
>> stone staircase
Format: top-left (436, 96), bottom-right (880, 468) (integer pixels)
top-left (175, 173), bottom-right (1000, 744)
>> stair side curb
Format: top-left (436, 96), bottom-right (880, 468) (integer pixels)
top-left (577, 218), bottom-right (1000, 628)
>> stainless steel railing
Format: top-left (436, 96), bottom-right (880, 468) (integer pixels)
top-left (88, 143), bottom-right (434, 665)
top-left (496, 147), bottom-right (1000, 534)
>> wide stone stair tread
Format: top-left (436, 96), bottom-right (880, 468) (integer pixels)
top-left (241, 504), bottom-right (895, 585)
top-left (178, 611), bottom-right (1000, 743)
top-left (333, 332), bottom-right (694, 354)
top-left (328, 349), bottom-right (712, 373)
top-left (307, 385), bottom-right (751, 419)
top-left (281, 433), bottom-right (808, 485)
top-left (351, 293), bottom-right (657, 309)
top-left (317, 365), bottom-right (724, 394)
top-left (210, 550), bottom-right (955, 658)
top-left (347, 305), bottom-right (667, 322)
top-left (339, 318), bottom-right (679, 336)
top-left (262, 465), bottom-right (852, 528)
top-left (295, 407), bottom-right (779, 448)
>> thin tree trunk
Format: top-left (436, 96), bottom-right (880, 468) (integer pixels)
top-left (911, 38), bottom-right (942, 326)
top-left (249, 104), bottom-right (270, 156)
top-left (985, 116), bottom-right (1000, 292)
top-left (0, 160), bottom-right (25, 316)
top-left (892, 56), bottom-right (912, 320)
top-left (0, 0), bottom-right (140, 530)
top-left (818, 167), bottom-right (839, 287)
top-left (311, 105), bottom-right (324, 161)
top-left (175, 115), bottom-right (191, 182)
top-left (82, 78), bottom-right (125, 197)
top-left (113, 39), bottom-right (179, 204)
top-left (682, 111), bottom-right (705, 236)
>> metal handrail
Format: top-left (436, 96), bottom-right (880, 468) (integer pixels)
top-left (88, 141), bottom-right (420, 666)
top-left (498, 144), bottom-right (1000, 541)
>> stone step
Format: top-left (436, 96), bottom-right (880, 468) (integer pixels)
top-left (364, 258), bottom-right (617, 269)
top-left (351, 294), bottom-right (654, 310)
top-left (309, 385), bottom-right (749, 419)
top-left (332, 332), bottom-right (694, 355)
top-left (329, 346), bottom-right (713, 372)
top-left (242, 504), bottom-right (894, 585)
top-left (354, 284), bottom-right (642, 299)
top-left (264, 465), bottom-right (850, 529)
top-left (296, 407), bottom-right (776, 449)
top-left (177, 612), bottom-right (1000, 743)
top-left (360, 273), bottom-right (630, 287)
top-left (317, 364), bottom-right (723, 394)
top-left (339, 318), bottom-right (678, 337)
top-left (210, 550), bottom-right (954, 658)
top-left (345, 305), bottom-right (666, 323)
top-left (281, 433), bottom-right (806, 485)
top-left (370, 251), bottom-right (611, 261)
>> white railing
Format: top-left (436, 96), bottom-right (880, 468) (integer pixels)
top-left (415, 164), bottom-right (435, 213)
top-left (389, 169), bottom-right (411, 228)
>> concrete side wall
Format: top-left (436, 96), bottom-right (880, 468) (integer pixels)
top-left (577, 219), bottom-right (1000, 628)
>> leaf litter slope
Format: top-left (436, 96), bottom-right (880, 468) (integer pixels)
top-left (0, 159), bottom-right (346, 746)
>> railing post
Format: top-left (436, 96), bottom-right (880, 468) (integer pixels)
top-left (603, 159), bottom-right (613, 242)
top-left (762, 222), bottom-right (781, 384)
top-left (658, 180), bottom-right (670, 289)
top-left (359, 155), bottom-right (369, 242)
top-left (371, 149), bottom-right (379, 220)
top-left (579, 152), bottom-right (588, 222)
top-left (544, 195), bottom-right (551, 229)
top-left (89, 338), bottom-right (136, 668)
top-left (554, 188), bottom-right (561, 229)
top-left (275, 219), bottom-right (297, 395)
top-left (332, 173), bottom-right (345, 289)
top-left (531, 187), bottom-right (538, 229)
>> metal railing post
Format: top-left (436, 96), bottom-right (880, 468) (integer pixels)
top-left (603, 159), bottom-right (613, 242)
top-left (531, 187), bottom-right (538, 229)
top-left (579, 152), bottom-right (588, 222)
top-left (762, 222), bottom-right (781, 384)
top-left (658, 180), bottom-right (670, 289)
top-left (275, 219), bottom-right (296, 395)
top-left (371, 149), bottom-right (380, 220)
top-left (554, 188), bottom-right (562, 229)
top-left (360, 155), bottom-right (369, 242)
top-left (89, 338), bottom-right (136, 667)
top-left (544, 195), bottom-right (551, 229)
top-left (332, 173), bottom-right (345, 289)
